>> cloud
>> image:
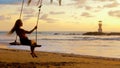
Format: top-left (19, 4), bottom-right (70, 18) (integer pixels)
top-left (103, 1), bottom-right (119, 8)
top-left (92, 0), bottom-right (120, 8)
top-left (71, 0), bottom-right (103, 13)
top-left (81, 12), bottom-right (93, 17)
top-left (40, 14), bottom-right (57, 23)
top-left (50, 11), bottom-right (65, 15)
top-left (72, 0), bottom-right (87, 5)
top-left (108, 10), bottom-right (120, 17)
top-left (17, 8), bottom-right (36, 20)
top-left (23, 14), bottom-right (35, 20)
top-left (0, 15), bottom-right (5, 20)
top-left (84, 6), bottom-right (92, 10)
top-left (72, 0), bottom-right (120, 8)
top-left (94, 0), bottom-right (114, 2)
top-left (71, 15), bottom-right (79, 19)
top-left (23, 8), bottom-right (35, 14)
top-left (72, 0), bottom-right (87, 8)
top-left (0, 15), bottom-right (10, 20)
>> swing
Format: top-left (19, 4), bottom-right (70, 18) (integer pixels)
top-left (10, 0), bottom-right (62, 46)
top-left (9, 0), bottom-right (42, 47)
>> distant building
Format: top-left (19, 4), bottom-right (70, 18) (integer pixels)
top-left (98, 21), bottom-right (102, 33)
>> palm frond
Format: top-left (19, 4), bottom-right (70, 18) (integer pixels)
top-left (37, 0), bottom-right (41, 5)
top-left (50, 0), bottom-right (53, 4)
top-left (27, 0), bottom-right (62, 6)
top-left (28, 0), bottom-right (32, 5)
top-left (59, 0), bottom-right (61, 6)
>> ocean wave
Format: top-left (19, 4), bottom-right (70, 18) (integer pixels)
top-left (74, 36), bottom-right (120, 41)
top-left (41, 36), bottom-right (120, 41)
top-left (41, 38), bottom-right (81, 41)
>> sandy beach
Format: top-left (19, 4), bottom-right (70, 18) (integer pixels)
top-left (0, 47), bottom-right (120, 68)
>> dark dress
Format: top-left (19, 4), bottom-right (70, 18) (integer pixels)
top-left (20, 37), bottom-right (31, 45)
top-left (16, 28), bottom-right (31, 45)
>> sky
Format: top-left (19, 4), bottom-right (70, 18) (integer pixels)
top-left (0, 0), bottom-right (120, 32)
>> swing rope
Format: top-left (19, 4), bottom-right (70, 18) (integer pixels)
top-left (14, 0), bottom-right (43, 44)
top-left (36, 0), bottom-right (43, 45)
top-left (19, 0), bottom-right (24, 19)
top-left (14, 0), bottom-right (25, 43)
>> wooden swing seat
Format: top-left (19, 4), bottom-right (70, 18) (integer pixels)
top-left (9, 41), bottom-right (41, 47)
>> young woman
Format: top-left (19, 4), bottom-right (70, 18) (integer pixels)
top-left (8, 19), bottom-right (40, 58)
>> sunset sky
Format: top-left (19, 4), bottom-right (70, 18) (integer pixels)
top-left (0, 0), bottom-right (120, 32)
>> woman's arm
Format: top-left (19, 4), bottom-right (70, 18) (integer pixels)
top-left (25, 26), bottom-right (37, 34)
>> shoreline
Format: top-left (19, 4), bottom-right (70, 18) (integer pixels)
top-left (1, 48), bottom-right (120, 68)
top-left (1, 48), bottom-right (120, 61)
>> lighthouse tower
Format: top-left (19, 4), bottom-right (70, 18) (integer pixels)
top-left (98, 21), bottom-right (102, 33)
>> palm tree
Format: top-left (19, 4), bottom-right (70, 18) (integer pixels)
top-left (50, 0), bottom-right (61, 5)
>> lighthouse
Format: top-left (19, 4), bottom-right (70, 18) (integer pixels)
top-left (98, 21), bottom-right (102, 33)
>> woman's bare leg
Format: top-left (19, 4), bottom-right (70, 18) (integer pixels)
top-left (30, 40), bottom-right (37, 58)
top-left (30, 46), bottom-right (35, 58)
top-left (30, 46), bottom-right (34, 53)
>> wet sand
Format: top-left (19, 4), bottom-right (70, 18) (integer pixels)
top-left (0, 48), bottom-right (120, 68)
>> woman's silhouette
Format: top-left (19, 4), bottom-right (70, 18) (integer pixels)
top-left (9, 19), bottom-right (40, 58)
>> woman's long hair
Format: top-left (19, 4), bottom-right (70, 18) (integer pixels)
top-left (8, 19), bottom-right (22, 34)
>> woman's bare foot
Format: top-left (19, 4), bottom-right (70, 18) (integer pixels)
top-left (30, 53), bottom-right (38, 58)
top-left (30, 53), bottom-right (35, 58)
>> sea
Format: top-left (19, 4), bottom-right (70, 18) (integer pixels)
top-left (1, 31), bottom-right (120, 59)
